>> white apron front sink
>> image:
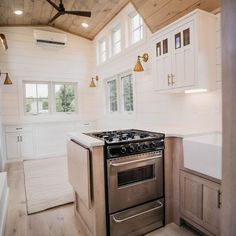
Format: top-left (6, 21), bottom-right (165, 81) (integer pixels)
top-left (183, 132), bottom-right (222, 179)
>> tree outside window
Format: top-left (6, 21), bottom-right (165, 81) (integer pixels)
top-left (55, 84), bottom-right (76, 112)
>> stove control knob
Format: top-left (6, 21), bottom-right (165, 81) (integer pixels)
top-left (121, 146), bottom-right (126, 154)
top-left (128, 144), bottom-right (135, 153)
top-left (143, 143), bottom-right (149, 149)
top-left (150, 141), bottom-right (157, 149)
top-left (136, 144), bottom-right (142, 152)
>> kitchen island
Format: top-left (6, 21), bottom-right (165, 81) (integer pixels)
top-left (67, 129), bottom-right (221, 236)
top-left (67, 133), bottom-right (106, 236)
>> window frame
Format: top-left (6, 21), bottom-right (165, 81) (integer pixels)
top-left (23, 81), bottom-right (51, 115)
top-left (104, 71), bottom-right (134, 114)
top-left (129, 12), bottom-right (144, 45)
top-left (52, 82), bottom-right (78, 114)
top-left (105, 77), bottom-right (119, 113)
top-left (98, 37), bottom-right (107, 64)
top-left (23, 80), bottom-right (78, 116)
top-left (120, 73), bottom-right (134, 113)
top-left (111, 24), bottom-right (121, 56)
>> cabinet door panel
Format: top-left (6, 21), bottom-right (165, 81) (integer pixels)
top-left (171, 21), bottom-right (194, 88)
top-left (180, 171), bottom-right (203, 225)
top-left (154, 35), bottom-right (172, 90)
top-left (21, 132), bottom-right (34, 159)
top-left (6, 133), bottom-right (21, 159)
top-left (203, 183), bottom-right (220, 235)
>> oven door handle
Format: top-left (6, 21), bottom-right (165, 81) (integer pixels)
top-left (112, 200), bottom-right (163, 223)
top-left (110, 155), bottom-right (161, 167)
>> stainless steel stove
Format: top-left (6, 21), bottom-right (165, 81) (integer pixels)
top-left (86, 129), bottom-right (165, 158)
top-left (85, 129), bottom-right (165, 236)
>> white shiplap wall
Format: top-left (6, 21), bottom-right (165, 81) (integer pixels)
top-left (94, 6), bottom-right (222, 132)
top-left (0, 26), bottom-right (97, 162)
top-left (0, 26), bottom-right (97, 124)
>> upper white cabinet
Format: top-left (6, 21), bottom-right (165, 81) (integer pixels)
top-left (152, 10), bottom-right (217, 92)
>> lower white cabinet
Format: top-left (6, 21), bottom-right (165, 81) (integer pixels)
top-left (5, 128), bottom-right (34, 160)
top-left (5, 133), bottom-right (21, 160)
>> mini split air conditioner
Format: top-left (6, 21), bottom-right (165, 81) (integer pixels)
top-left (33, 29), bottom-right (67, 46)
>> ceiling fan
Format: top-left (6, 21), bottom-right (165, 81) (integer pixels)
top-left (46, 0), bottom-right (91, 24)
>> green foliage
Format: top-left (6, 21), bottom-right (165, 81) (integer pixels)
top-left (56, 85), bottom-right (76, 112)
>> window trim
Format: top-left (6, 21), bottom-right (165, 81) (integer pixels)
top-left (23, 80), bottom-right (78, 116)
top-left (111, 24), bottom-right (121, 56)
top-left (129, 12), bottom-right (144, 46)
top-left (52, 82), bottom-right (78, 114)
top-left (120, 73), bottom-right (134, 113)
top-left (98, 37), bottom-right (107, 64)
top-left (23, 81), bottom-right (51, 115)
top-left (104, 71), bottom-right (134, 114)
top-left (105, 77), bottom-right (119, 113)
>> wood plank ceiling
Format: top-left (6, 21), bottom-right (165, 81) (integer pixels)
top-left (0, 0), bottom-right (130, 40)
top-left (0, 0), bottom-right (220, 40)
top-left (131, 0), bottom-right (221, 33)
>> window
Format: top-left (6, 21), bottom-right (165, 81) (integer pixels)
top-left (98, 38), bottom-right (107, 63)
top-left (23, 81), bottom-right (77, 115)
top-left (107, 79), bottom-right (118, 112)
top-left (105, 72), bottom-right (134, 113)
top-left (111, 26), bottom-right (121, 55)
top-left (121, 74), bottom-right (133, 112)
top-left (130, 12), bottom-right (143, 44)
top-left (24, 82), bottom-right (49, 114)
top-left (54, 83), bottom-right (76, 113)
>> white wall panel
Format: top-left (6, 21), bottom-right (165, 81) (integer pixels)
top-left (94, 9), bottom-right (222, 132)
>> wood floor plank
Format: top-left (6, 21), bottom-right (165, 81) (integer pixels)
top-left (4, 162), bottom-right (199, 236)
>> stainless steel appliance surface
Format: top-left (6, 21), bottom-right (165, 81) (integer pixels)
top-left (85, 129), bottom-right (165, 236)
top-left (107, 150), bottom-right (163, 213)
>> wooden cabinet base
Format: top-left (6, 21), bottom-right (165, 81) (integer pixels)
top-left (180, 170), bottom-right (221, 236)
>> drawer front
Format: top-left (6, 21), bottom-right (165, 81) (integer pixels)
top-left (5, 125), bottom-right (33, 133)
top-left (110, 199), bottom-right (164, 236)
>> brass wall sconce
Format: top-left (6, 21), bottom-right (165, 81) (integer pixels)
top-left (133, 53), bottom-right (149, 72)
top-left (89, 75), bottom-right (99, 88)
top-left (0, 34), bottom-right (8, 50)
top-left (0, 71), bottom-right (13, 85)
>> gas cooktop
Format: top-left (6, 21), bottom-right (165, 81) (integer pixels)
top-left (85, 129), bottom-right (165, 144)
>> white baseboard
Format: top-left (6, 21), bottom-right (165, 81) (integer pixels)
top-left (5, 153), bottom-right (67, 164)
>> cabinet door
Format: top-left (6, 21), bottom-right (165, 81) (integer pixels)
top-left (203, 182), bottom-right (220, 235)
top-left (180, 171), bottom-right (203, 226)
top-left (171, 21), bottom-right (195, 88)
top-left (153, 34), bottom-right (172, 90)
top-left (20, 132), bottom-right (34, 159)
top-left (6, 133), bottom-right (21, 160)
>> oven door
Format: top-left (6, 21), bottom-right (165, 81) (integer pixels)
top-left (107, 151), bottom-right (163, 213)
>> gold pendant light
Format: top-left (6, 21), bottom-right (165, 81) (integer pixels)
top-left (89, 75), bottom-right (99, 88)
top-left (4, 73), bottom-right (12, 85)
top-left (133, 53), bottom-right (149, 72)
top-left (0, 34), bottom-right (8, 50)
top-left (0, 71), bottom-right (13, 85)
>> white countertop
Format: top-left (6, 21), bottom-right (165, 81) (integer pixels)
top-left (68, 132), bottom-right (104, 147)
top-left (68, 125), bottom-right (221, 147)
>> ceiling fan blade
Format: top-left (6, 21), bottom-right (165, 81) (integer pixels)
top-left (49, 12), bottom-right (61, 23)
top-left (65, 11), bottom-right (91, 17)
top-left (46, 0), bottom-right (60, 11)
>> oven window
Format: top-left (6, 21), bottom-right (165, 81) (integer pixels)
top-left (118, 165), bottom-right (155, 187)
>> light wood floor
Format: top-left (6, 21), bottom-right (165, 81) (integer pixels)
top-left (4, 162), bottom-right (199, 236)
